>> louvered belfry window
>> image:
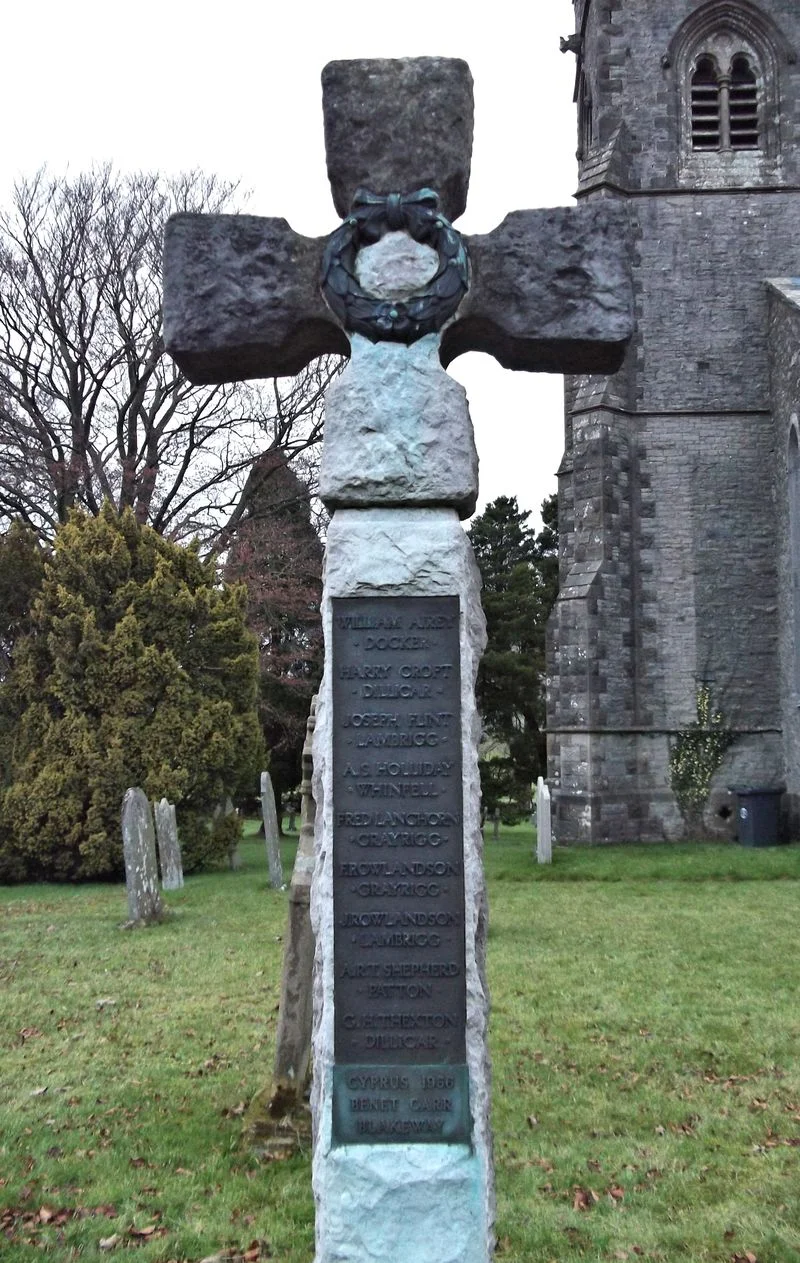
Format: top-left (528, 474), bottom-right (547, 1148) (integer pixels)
top-left (690, 49), bottom-right (760, 152)
top-left (729, 54), bottom-right (759, 148)
top-left (691, 56), bottom-right (722, 149)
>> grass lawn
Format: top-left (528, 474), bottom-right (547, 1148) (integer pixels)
top-left (1, 824), bottom-right (799, 1261)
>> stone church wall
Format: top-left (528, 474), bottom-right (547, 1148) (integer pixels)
top-left (575, 0), bottom-right (800, 191)
top-left (768, 281), bottom-right (800, 835)
top-left (552, 1), bottom-right (800, 842)
top-left (633, 194), bottom-right (800, 413)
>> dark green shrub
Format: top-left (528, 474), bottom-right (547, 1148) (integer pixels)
top-left (1, 505), bottom-right (263, 880)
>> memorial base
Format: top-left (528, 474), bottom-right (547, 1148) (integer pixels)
top-left (311, 508), bottom-right (492, 1263)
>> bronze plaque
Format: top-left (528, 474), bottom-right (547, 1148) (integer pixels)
top-left (331, 595), bottom-right (469, 1144)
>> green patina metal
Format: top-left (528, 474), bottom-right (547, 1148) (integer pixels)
top-left (320, 187), bottom-right (470, 344)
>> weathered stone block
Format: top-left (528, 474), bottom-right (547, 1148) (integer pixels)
top-left (163, 214), bottom-right (347, 383)
top-left (319, 334), bottom-right (478, 518)
top-left (321, 58), bottom-right (474, 222)
top-left (443, 202), bottom-right (634, 374)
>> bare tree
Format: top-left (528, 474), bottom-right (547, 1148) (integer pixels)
top-left (0, 167), bottom-right (339, 544)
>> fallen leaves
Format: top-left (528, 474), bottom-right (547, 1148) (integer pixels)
top-left (19, 1026), bottom-right (44, 1042)
top-left (37, 1206), bottom-right (65, 1224)
top-left (199, 1242), bottom-right (271, 1263)
top-left (129, 1222), bottom-right (168, 1240)
top-left (752, 1129), bottom-right (800, 1152)
top-left (572, 1186), bottom-right (599, 1211)
top-left (188, 1053), bottom-right (230, 1078)
top-left (1, 1202), bottom-right (118, 1248)
top-left (655, 1114), bottom-right (700, 1137)
top-left (222, 1101), bottom-right (248, 1119)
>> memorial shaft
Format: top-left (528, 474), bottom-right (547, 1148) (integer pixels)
top-left (162, 52), bottom-right (633, 1263)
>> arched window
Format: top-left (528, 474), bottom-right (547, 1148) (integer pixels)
top-left (669, 0), bottom-right (794, 175)
top-left (690, 46), bottom-right (761, 152)
top-left (729, 54), bottom-right (759, 148)
top-left (691, 55), bottom-right (721, 149)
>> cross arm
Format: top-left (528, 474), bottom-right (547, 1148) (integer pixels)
top-left (163, 214), bottom-right (349, 385)
top-left (440, 201), bottom-right (633, 375)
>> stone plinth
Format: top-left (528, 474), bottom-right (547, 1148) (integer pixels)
top-left (310, 508), bottom-right (491, 1263)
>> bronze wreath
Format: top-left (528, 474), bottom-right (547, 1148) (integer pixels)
top-left (320, 187), bottom-right (470, 344)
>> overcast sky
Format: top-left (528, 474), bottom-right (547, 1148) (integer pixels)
top-left (1, 0), bottom-right (578, 527)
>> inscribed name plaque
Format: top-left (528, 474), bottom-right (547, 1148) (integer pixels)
top-left (331, 595), bottom-right (469, 1145)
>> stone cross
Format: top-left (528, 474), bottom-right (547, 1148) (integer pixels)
top-left (154, 797), bottom-right (184, 890)
top-left (163, 55), bottom-right (632, 1263)
top-left (260, 770), bottom-right (284, 889)
top-left (121, 788), bottom-right (163, 925)
top-left (164, 57), bottom-right (631, 399)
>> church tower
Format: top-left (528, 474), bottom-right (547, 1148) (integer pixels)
top-left (548, 0), bottom-right (800, 841)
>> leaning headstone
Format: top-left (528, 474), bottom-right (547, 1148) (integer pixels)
top-left (536, 777), bottom-right (552, 865)
top-left (260, 771), bottom-right (284, 889)
top-left (154, 797), bottom-right (184, 890)
top-left (121, 788), bottom-right (163, 925)
top-left (164, 54), bottom-right (631, 1263)
top-left (246, 697), bottom-right (318, 1153)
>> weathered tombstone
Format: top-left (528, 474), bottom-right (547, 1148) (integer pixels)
top-left (215, 795), bottom-right (241, 870)
top-left (536, 777), bottom-right (552, 865)
top-left (121, 788), bottom-right (163, 925)
top-left (154, 797), bottom-right (184, 890)
top-left (260, 770), bottom-right (284, 889)
top-left (164, 54), bottom-right (631, 1263)
top-left (246, 697), bottom-right (318, 1152)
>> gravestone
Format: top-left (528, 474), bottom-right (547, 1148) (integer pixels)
top-left (536, 777), bottom-right (552, 865)
top-left (273, 700), bottom-right (316, 1093)
top-left (121, 788), bottom-right (163, 925)
top-left (164, 55), bottom-right (631, 1263)
top-left (154, 797), bottom-right (184, 889)
top-left (247, 697), bottom-right (318, 1153)
top-left (215, 795), bottom-right (241, 870)
top-left (260, 770), bottom-right (284, 889)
